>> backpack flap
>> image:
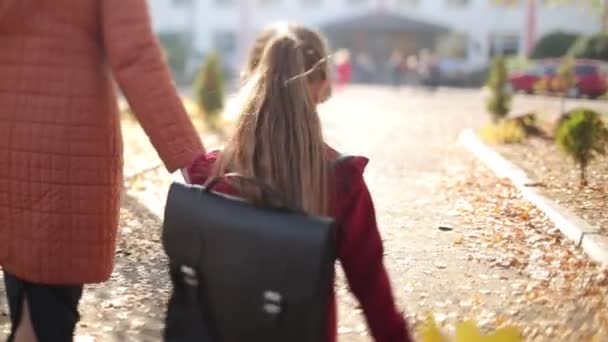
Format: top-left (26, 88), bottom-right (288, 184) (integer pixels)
top-left (162, 182), bottom-right (336, 342)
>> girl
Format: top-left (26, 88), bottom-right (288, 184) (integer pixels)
top-left (187, 23), bottom-right (412, 342)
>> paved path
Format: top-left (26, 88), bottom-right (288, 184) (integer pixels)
top-left (1, 87), bottom-right (606, 341)
top-left (322, 87), bottom-right (607, 341)
top-left (322, 87), bottom-right (506, 340)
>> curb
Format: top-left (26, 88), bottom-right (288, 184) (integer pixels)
top-left (458, 128), bottom-right (608, 266)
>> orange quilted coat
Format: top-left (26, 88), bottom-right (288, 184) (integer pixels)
top-left (0, 0), bottom-right (204, 284)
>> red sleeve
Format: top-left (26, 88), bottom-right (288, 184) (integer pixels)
top-left (186, 151), bottom-right (220, 185)
top-left (336, 174), bottom-right (412, 342)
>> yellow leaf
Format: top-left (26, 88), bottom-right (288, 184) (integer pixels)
top-left (419, 315), bottom-right (447, 342)
top-left (485, 326), bottom-right (522, 342)
top-left (454, 321), bottom-right (483, 342)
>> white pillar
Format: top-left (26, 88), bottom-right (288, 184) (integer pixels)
top-left (525, 0), bottom-right (537, 56)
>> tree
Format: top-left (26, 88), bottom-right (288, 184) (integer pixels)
top-left (486, 57), bottom-right (511, 123)
top-left (194, 53), bottom-right (225, 125)
top-left (531, 32), bottom-right (581, 59)
top-left (555, 108), bottom-right (608, 187)
top-left (568, 34), bottom-right (608, 61)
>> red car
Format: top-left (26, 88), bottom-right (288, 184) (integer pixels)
top-left (510, 60), bottom-right (607, 99)
top-left (509, 62), bottom-right (555, 94)
top-left (570, 61), bottom-right (608, 98)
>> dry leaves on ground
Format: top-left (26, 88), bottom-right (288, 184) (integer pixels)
top-left (443, 158), bottom-right (608, 341)
top-left (496, 138), bottom-right (608, 235)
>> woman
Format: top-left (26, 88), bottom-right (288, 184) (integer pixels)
top-left (0, 1), bottom-right (203, 341)
top-left (187, 23), bottom-right (412, 342)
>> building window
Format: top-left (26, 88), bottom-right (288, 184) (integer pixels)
top-left (213, 31), bottom-right (237, 57)
top-left (489, 34), bottom-right (520, 57)
top-left (445, 0), bottom-right (470, 7)
top-left (301, 0), bottom-right (322, 7)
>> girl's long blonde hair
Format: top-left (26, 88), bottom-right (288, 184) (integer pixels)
top-left (212, 23), bottom-right (331, 216)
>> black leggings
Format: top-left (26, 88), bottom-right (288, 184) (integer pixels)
top-left (3, 271), bottom-right (83, 342)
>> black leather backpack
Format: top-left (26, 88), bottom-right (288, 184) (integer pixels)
top-left (162, 174), bottom-right (336, 342)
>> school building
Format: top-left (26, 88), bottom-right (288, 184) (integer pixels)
top-left (148, 0), bottom-right (602, 82)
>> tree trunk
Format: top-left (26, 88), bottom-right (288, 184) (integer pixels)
top-left (580, 163), bottom-right (588, 188)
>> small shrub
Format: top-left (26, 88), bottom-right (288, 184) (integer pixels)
top-left (194, 53), bottom-right (225, 126)
top-left (480, 120), bottom-right (526, 144)
top-left (552, 110), bottom-right (574, 137)
top-left (486, 57), bottom-right (512, 123)
top-left (555, 108), bottom-right (608, 187)
top-left (531, 32), bottom-right (581, 59)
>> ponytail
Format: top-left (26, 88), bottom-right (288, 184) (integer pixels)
top-left (215, 31), bottom-right (329, 216)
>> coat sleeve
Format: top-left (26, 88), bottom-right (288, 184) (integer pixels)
top-left (187, 151), bottom-right (220, 185)
top-left (101, 0), bottom-right (204, 172)
top-left (337, 175), bottom-right (413, 342)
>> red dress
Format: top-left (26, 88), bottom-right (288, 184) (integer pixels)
top-left (188, 151), bottom-right (412, 342)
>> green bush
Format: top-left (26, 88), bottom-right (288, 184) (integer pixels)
top-left (569, 34), bottom-right (608, 61)
top-left (194, 54), bottom-right (225, 125)
top-left (486, 57), bottom-right (511, 123)
top-left (555, 108), bottom-right (608, 187)
top-left (532, 32), bottom-right (581, 59)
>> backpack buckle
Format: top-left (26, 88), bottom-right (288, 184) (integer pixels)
top-left (180, 265), bottom-right (199, 286)
top-left (262, 290), bottom-right (283, 315)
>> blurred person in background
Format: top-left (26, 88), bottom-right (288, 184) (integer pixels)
top-left (389, 51), bottom-right (406, 88)
top-left (428, 54), bottom-right (441, 90)
top-left (405, 55), bottom-right (420, 86)
top-left (0, 1), bottom-right (203, 341)
top-left (355, 52), bottom-right (376, 84)
top-left (334, 49), bottom-right (353, 89)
